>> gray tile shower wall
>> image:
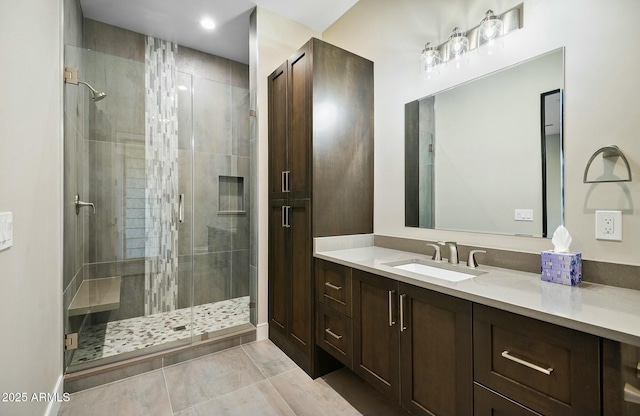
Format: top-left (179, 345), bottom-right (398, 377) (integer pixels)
top-left (63, 0), bottom-right (83, 48)
top-left (83, 19), bottom-right (145, 62)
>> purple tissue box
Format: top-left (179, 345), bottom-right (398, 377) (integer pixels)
top-left (541, 250), bottom-right (582, 286)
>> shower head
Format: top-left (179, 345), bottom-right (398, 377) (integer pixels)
top-left (78, 80), bottom-right (107, 102)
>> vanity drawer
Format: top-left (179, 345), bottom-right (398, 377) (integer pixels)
top-left (316, 259), bottom-right (352, 316)
top-left (316, 303), bottom-right (352, 367)
top-left (473, 304), bottom-right (600, 416)
top-left (474, 383), bottom-right (542, 416)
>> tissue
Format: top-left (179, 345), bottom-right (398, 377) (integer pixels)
top-left (541, 225), bottom-right (582, 286)
top-left (551, 225), bottom-right (572, 253)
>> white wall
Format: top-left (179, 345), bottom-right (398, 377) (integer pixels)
top-left (323, 0), bottom-right (640, 265)
top-left (0, 0), bottom-right (64, 415)
top-left (255, 8), bottom-right (320, 330)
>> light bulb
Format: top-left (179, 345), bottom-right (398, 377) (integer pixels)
top-left (420, 43), bottom-right (441, 79)
top-left (478, 10), bottom-right (504, 55)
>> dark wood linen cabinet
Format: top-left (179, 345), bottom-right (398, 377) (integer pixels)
top-left (267, 38), bottom-right (373, 377)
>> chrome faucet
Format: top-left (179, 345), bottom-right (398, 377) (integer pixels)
top-left (467, 250), bottom-right (487, 268)
top-left (426, 243), bottom-right (442, 261)
top-left (439, 241), bottom-right (458, 264)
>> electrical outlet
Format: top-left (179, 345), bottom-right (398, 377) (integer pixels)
top-left (595, 210), bottom-right (622, 241)
top-left (514, 209), bottom-right (533, 222)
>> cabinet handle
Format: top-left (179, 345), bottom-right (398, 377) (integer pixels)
top-left (624, 383), bottom-right (640, 404)
top-left (286, 171), bottom-right (291, 192)
top-left (178, 194), bottom-right (184, 223)
top-left (281, 206), bottom-right (291, 228)
top-left (325, 282), bottom-right (342, 291)
top-left (325, 328), bottom-right (343, 340)
top-left (501, 351), bottom-right (553, 375)
top-left (281, 171), bottom-right (291, 192)
top-left (400, 293), bottom-right (407, 332)
top-left (286, 206), bottom-right (291, 227)
top-left (388, 290), bottom-right (396, 326)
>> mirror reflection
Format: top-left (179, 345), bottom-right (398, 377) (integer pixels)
top-left (405, 48), bottom-right (564, 237)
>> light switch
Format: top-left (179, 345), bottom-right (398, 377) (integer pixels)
top-left (0, 212), bottom-right (13, 251)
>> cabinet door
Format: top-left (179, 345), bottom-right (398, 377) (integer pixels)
top-left (288, 199), bottom-right (312, 355)
top-left (288, 44), bottom-right (311, 199)
top-left (268, 62), bottom-right (288, 199)
top-left (399, 283), bottom-right (473, 416)
top-left (353, 269), bottom-right (400, 400)
top-left (268, 200), bottom-right (288, 337)
top-left (603, 339), bottom-right (640, 416)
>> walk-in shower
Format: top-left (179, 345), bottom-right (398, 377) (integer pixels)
top-left (63, 25), bottom-right (257, 375)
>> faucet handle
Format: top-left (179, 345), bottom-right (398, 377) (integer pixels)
top-left (426, 244), bottom-right (442, 261)
top-left (467, 250), bottom-right (487, 268)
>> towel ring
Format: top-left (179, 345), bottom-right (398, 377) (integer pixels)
top-left (583, 145), bottom-right (632, 183)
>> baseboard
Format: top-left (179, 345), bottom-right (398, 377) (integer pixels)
top-left (44, 374), bottom-right (67, 416)
top-left (256, 322), bottom-right (269, 340)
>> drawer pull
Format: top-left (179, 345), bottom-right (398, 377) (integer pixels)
top-left (624, 383), bottom-right (640, 404)
top-left (325, 328), bottom-right (343, 340)
top-left (501, 351), bottom-right (553, 375)
top-left (324, 282), bottom-right (342, 291)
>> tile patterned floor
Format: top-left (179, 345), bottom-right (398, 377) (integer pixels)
top-left (59, 339), bottom-right (409, 416)
top-left (70, 297), bottom-right (250, 366)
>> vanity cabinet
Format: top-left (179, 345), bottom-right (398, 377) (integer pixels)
top-left (315, 259), bottom-right (353, 367)
top-left (473, 304), bottom-right (600, 415)
top-left (350, 268), bottom-right (473, 415)
top-left (268, 38), bottom-right (373, 377)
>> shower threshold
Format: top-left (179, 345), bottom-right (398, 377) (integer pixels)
top-left (68, 296), bottom-right (250, 371)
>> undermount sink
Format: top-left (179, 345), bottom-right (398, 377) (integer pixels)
top-left (383, 259), bottom-right (485, 282)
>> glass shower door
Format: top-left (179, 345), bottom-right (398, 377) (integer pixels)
top-left (63, 44), bottom-right (194, 372)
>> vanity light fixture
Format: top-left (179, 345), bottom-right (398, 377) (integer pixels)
top-left (446, 27), bottom-right (469, 69)
top-left (477, 9), bottom-right (504, 55)
top-left (418, 4), bottom-right (523, 80)
top-left (420, 42), bottom-right (441, 79)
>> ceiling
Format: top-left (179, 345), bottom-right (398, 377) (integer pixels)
top-left (79, 0), bottom-right (360, 64)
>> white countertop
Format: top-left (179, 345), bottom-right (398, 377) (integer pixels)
top-left (314, 243), bottom-right (640, 347)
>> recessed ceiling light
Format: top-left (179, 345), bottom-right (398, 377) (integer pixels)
top-left (178, 85), bottom-right (188, 91)
top-left (200, 18), bottom-right (216, 30)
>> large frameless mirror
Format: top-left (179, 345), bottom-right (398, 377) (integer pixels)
top-left (405, 48), bottom-right (564, 238)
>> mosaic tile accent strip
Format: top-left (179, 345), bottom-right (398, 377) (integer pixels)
top-left (70, 296), bottom-right (250, 366)
top-left (144, 36), bottom-right (179, 314)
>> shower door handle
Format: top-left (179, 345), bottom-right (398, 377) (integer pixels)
top-left (179, 194), bottom-right (184, 223)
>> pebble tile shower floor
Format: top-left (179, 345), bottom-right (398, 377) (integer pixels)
top-left (70, 296), bottom-right (250, 366)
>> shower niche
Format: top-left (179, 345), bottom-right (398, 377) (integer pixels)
top-left (219, 175), bottom-right (246, 214)
top-left (62, 20), bottom-right (257, 376)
